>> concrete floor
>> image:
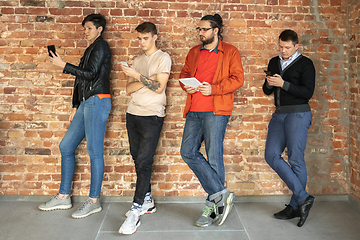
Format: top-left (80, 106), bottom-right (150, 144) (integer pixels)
top-left (1, 197), bottom-right (360, 240)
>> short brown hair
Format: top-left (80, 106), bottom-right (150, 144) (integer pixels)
top-left (135, 22), bottom-right (157, 36)
top-left (279, 29), bottom-right (298, 45)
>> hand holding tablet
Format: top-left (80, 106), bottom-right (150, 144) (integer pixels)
top-left (179, 77), bottom-right (202, 88)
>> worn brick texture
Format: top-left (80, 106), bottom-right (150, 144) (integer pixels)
top-left (0, 0), bottom-right (354, 198)
top-left (349, 0), bottom-right (360, 202)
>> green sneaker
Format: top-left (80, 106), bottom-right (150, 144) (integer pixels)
top-left (38, 194), bottom-right (72, 211)
top-left (195, 201), bottom-right (218, 227)
top-left (71, 199), bottom-right (102, 219)
top-left (215, 192), bottom-right (235, 226)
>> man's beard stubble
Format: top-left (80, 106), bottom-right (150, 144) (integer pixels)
top-left (201, 35), bottom-right (215, 45)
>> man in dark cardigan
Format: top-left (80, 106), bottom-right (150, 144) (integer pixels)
top-left (263, 29), bottom-right (316, 227)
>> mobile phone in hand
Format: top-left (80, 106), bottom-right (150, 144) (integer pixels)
top-left (264, 70), bottom-right (273, 76)
top-left (120, 61), bottom-right (129, 67)
top-left (47, 45), bottom-right (56, 57)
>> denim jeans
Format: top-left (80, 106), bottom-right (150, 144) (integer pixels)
top-left (126, 113), bottom-right (164, 205)
top-left (180, 112), bottom-right (229, 201)
top-left (59, 95), bottom-right (111, 198)
top-left (265, 111), bottom-right (312, 208)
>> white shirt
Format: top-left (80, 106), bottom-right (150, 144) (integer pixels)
top-left (279, 51), bottom-right (301, 71)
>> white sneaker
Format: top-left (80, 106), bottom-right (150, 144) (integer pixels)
top-left (119, 208), bottom-right (141, 234)
top-left (125, 199), bottom-right (156, 217)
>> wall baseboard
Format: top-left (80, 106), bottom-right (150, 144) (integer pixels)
top-left (0, 194), bottom-right (350, 203)
top-left (349, 195), bottom-right (360, 212)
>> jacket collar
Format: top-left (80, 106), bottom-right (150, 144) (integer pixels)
top-left (90, 35), bottom-right (103, 46)
top-left (200, 40), bottom-right (220, 53)
top-left (217, 40), bottom-right (224, 53)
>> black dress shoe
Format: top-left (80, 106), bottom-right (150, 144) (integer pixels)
top-left (274, 204), bottom-right (300, 219)
top-left (297, 195), bottom-right (315, 227)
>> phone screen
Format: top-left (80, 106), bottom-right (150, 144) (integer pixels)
top-left (120, 61), bottom-right (129, 67)
top-left (264, 70), bottom-right (273, 76)
top-left (47, 45), bottom-right (56, 57)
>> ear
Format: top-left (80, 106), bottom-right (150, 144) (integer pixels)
top-left (153, 34), bottom-right (158, 41)
top-left (295, 43), bottom-right (299, 50)
top-left (97, 26), bottom-right (103, 34)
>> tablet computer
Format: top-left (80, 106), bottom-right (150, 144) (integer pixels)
top-left (179, 77), bottom-right (202, 88)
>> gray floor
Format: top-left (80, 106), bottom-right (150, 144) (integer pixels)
top-left (1, 198), bottom-right (360, 240)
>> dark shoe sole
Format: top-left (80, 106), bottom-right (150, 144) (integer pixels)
top-left (274, 214), bottom-right (298, 220)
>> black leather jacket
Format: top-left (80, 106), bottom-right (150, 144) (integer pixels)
top-left (63, 36), bottom-right (111, 108)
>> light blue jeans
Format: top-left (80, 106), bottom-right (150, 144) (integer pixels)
top-left (180, 112), bottom-right (229, 201)
top-left (265, 111), bottom-right (312, 208)
top-left (59, 95), bottom-right (111, 198)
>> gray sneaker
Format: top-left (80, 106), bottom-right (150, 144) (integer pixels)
top-left (38, 194), bottom-right (72, 211)
top-left (215, 192), bottom-right (235, 226)
top-left (196, 201), bottom-right (218, 227)
top-left (71, 199), bottom-right (102, 219)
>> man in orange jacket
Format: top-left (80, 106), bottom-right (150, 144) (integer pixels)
top-left (179, 14), bottom-right (244, 227)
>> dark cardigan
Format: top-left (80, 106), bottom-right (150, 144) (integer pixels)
top-left (263, 55), bottom-right (315, 113)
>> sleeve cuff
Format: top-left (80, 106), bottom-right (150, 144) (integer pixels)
top-left (63, 63), bottom-right (70, 74)
top-left (266, 82), bottom-right (274, 89)
top-left (282, 81), bottom-right (290, 91)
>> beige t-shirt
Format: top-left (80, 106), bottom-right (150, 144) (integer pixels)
top-left (126, 49), bottom-right (172, 117)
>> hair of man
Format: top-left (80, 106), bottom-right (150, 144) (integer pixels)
top-left (82, 14), bottom-right (106, 34)
top-left (200, 13), bottom-right (224, 41)
top-left (279, 29), bottom-right (299, 46)
top-left (135, 22), bottom-right (158, 36)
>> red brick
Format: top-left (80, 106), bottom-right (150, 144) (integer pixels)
top-left (1, 8), bottom-right (15, 14)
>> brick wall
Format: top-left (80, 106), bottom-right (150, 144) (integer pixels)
top-left (349, 0), bottom-right (360, 202)
top-left (0, 0), bottom-right (352, 198)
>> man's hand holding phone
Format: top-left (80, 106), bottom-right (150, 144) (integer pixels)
top-left (265, 70), bottom-right (284, 88)
top-left (121, 61), bottom-right (140, 79)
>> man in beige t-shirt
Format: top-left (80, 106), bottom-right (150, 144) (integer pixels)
top-left (119, 22), bottom-right (171, 235)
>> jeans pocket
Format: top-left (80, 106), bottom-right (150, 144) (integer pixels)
top-left (296, 112), bottom-right (305, 118)
top-left (296, 112), bottom-right (312, 127)
top-left (101, 98), bottom-right (111, 112)
top-left (151, 116), bottom-right (163, 126)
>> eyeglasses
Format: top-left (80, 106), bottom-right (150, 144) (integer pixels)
top-left (196, 27), bottom-right (213, 33)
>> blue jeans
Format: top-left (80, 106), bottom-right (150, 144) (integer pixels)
top-left (126, 113), bottom-right (164, 205)
top-left (180, 112), bottom-right (229, 201)
top-left (59, 95), bottom-right (111, 198)
top-left (265, 111), bottom-right (312, 208)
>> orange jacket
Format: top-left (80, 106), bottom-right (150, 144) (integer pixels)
top-left (179, 40), bottom-right (244, 118)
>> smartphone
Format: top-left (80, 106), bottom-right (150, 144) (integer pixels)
top-left (120, 61), bottom-right (129, 67)
top-left (264, 70), bottom-right (273, 76)
top-left (47, 45), bottom-right (56, 57)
